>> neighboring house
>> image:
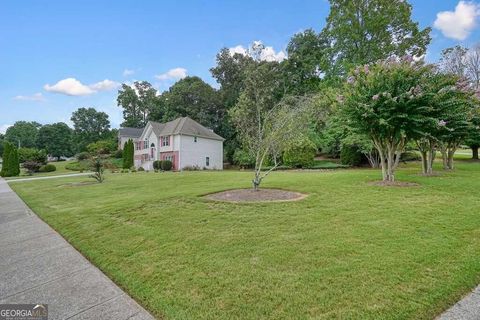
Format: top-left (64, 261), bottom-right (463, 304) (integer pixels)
top-left (118, 127), bottom-right (143, 150)
top-left (120, 117), bottom-right (224, 171)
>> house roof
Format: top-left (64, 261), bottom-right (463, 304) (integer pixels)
top-left (149, 117), bottom-right (224, 141)
top-left (118, 127), bottom-right (143, 138)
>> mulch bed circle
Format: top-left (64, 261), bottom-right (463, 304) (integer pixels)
top-left (205, 188), bottom-right (307, 203)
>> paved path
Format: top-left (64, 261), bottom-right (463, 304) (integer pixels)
top-left (0, 178), bottom-right (154, 320)
top-left (6, 172), bottom-right (91, 183)
top-left (438, 285), bottom-right (480, 320)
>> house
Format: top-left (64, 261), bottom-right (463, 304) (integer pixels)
top-left (118, 127), bottom-right (143, 150)
top-left (119, 117), bottom-right (224, 171)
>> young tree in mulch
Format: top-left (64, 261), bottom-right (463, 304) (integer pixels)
top-left (90, 157), bottom-right (105, 183)
top-left (122, 139), bottom-right (134, 169)
top-left (340, 57), bottom-right (434, 182)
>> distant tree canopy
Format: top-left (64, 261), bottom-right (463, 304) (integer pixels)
top-left (71, 107), bottom-right (111, 151)
top-left (5, 121), bottom-right (42, 148)
top-left (117, 81), bottom-right (157, 128)
top-left (37, 123), bottom-right (75, 159)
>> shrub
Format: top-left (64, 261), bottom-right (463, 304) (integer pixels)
top-left (87, 140), bottom-right (116, 155)
top-left (138, 167), bottom-right (145, 172)
top-left (114, 149), bottom-right (123, 159)
top-left (23, 161), bottom-right (42, 175)
top-left (18, 148), bottom-right (47, 164)
top-left (161, 160), bottom-right (173, 171)
top-left (283, 138), bottom-right (316, 168)
top-left (233, 149), bottom-right (255, 169)
top-left (76, 152), bottom-right (90, 161)
top-left (65, 161), bottom-right (89, 171)
top-left (401, 151), bottom-right (421, 162)
top-left (89, 157), bottom-right (105, 183)
top-left (39, 163), bottom-right (57, 172)
top-left (340, 145), bottom-right (363, 166)
top-left (153, 160), bottom-right (162, 171)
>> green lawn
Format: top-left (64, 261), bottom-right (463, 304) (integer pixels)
top-left (10, 161), bottom-right (480, 319)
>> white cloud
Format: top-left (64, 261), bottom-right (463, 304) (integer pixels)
top-left (229, 41), bottom-right (287, 62)
top-left (434, 1), bottom-right (480, 40)
top-left (123, 69), bottom-right (135, 77)
top-left (13, 92), bottom-right (46, 102)
top-left (44, 78), bottom-right (120, 96)
top-left (89, 79), bottom-right (120, 91)
top-left (0, 124), bottom-right (12, 134)
top-left (155, 67), bottom-right (188, 81)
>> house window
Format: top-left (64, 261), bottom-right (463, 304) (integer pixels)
top-left (135, 142), bottom-right (140, 150)
top-left (194, 136), bottom-right (197, 143)
top-left (206, 157), bottom-right (210, 167)
top-left (144, 139), bottom-right (148, 149)
top-left (161, 136), bottom-right (170, 147)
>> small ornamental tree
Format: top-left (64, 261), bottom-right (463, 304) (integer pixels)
top-left (122, 139), bottom-right (134, 169)
top-left (340, 57), bottom-right (433, 182)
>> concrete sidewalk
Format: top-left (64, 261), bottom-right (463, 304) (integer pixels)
top-left (0, 178), bottom-right (155, 320)
top-left (437, 285), bottom-right (480, 320)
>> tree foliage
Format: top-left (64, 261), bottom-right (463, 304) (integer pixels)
top-left (5, 121), bottom-right (41, 148)
top-left (117, 81), bottom-right (157, 128)
top-left (71, 107), bottom-right (111, 151)
top-left (37, 123), bottom-right (75, 159)
top-left (321, 0), bottom-right (431, 77)
top-left (122, 139), bottom-right (134, 169)
top-left (0, 141), bottom-right (20, 177)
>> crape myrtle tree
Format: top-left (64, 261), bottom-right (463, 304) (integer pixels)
top-left (437, 78), bottom-right (478, 170)
top-left (340, 57), bottom-right (433, 182)
top-left (230, 62), bottom-right (310, 190)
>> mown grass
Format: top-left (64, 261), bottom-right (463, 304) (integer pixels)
top-left (5, 160), bottom-right (81, 180)
top-left (10, 161), bottom-right (480, 319)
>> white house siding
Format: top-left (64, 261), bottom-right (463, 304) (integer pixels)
top-left (179, 135), bottom-right (223, 170)
top-left (134, 124), bottom-right (160, 170)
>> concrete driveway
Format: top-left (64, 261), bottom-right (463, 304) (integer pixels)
top-left (0, 178), bottom-right (154, 320)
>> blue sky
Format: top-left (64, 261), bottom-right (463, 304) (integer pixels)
top-left (1, 0), bottom-right (479, 132)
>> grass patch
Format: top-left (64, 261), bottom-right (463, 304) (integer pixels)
top-left (4, 160), bottom-right (84, 180)
top-left (10, 162), bottom-right (480, 319)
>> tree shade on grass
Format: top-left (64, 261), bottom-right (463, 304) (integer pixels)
top-left (10, 161), bottom-right (480, 319)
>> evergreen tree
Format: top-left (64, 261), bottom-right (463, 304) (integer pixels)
top-left (0, 142), bottom-right (11, 177)
top-left (0, 142), bottom-right (20, 177)
top-left (123, 139), bottom-right (134, 169)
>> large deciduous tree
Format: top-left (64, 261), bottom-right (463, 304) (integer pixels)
top-left (37, 123), bottom-right (75, 160)
top-left (5, 121), bottom-right (41, 148)
top-left (71, 107), bottom-right (111, 151)
top-left (117, 81), bottom-right (158, 128)
top-left (321, 0), bottom-right (431, 77)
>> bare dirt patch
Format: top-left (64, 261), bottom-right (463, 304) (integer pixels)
top-left (205, 188), bottom-right (307, 203)
top-left (368, 181), bottom-right (420, 187)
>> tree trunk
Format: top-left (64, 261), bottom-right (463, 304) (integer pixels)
top-left (420, 151), bottom-right (428, 175)
top-left (427, 149), bottom-right (435, 175)
top-left (252, 172), bottom-right (261, 191)
top-left (472, 146), bottom-right (479, 160)
top-left (447, 150), bottom-right (455, 170)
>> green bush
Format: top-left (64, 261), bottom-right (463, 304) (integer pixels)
top-left (233, 149), bottom-right (255, 169)
top-left (39, 163), bottom-right (57, 172)
top-left (161, 160), bottom-right (173, 171)
top-left (65, 161), bottom-right (89, 171)
top-left (401, 151), bottom-right (421, 162)
top-left (153, 160), bottom-right (162, 171)
top-left (18, 148), bottom-right (47, 164)
top-left (76, 152), bottom-right (90, 161)
top-left (138, 166), bottom-right (145, 172)
top-left (283, 138), bottom-right (316, 168)
top-left (340, 145), bottom-right (363, 166)
top-left (114, 149), bottom-right (123, 158)
top-left (87, 140), bottom-right (116, 155)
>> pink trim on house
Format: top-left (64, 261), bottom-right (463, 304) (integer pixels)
top-left (134, 154), bottom-right (142, 160)
top-left (160, 151), bottom-right (179, 170)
